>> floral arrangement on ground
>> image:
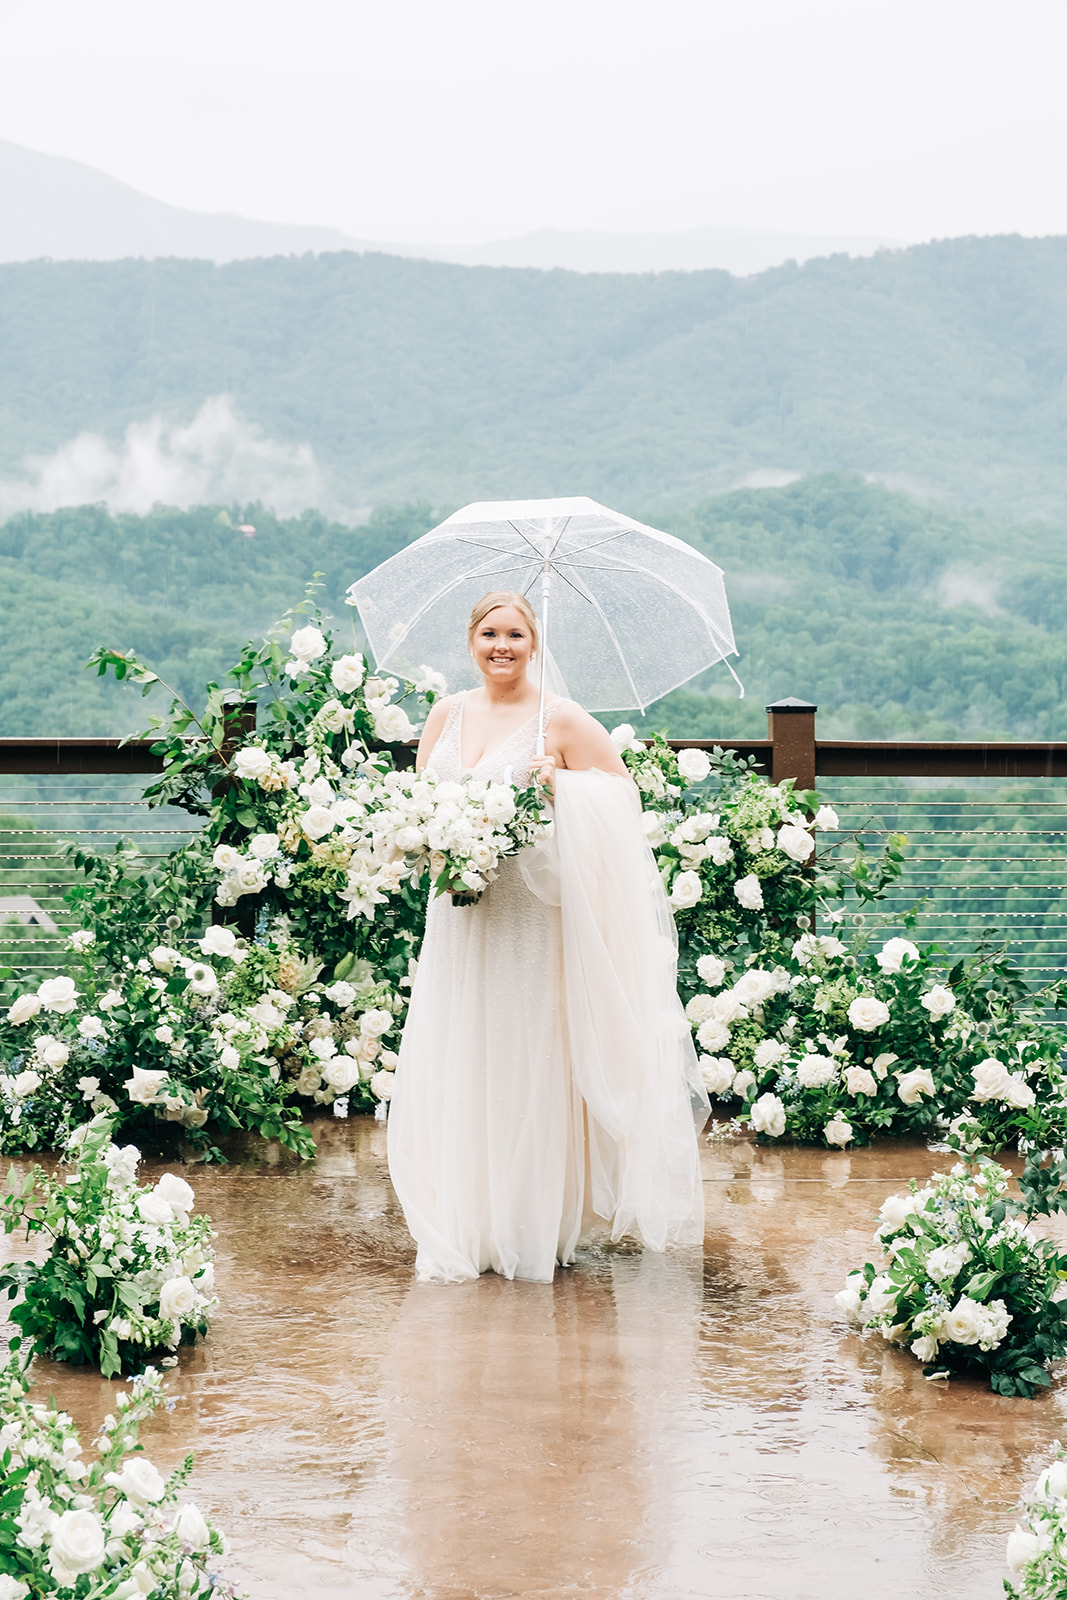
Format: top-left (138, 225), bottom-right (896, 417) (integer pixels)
top-left (835, 1145), bottom-right (1067, 1396)
top-left (1006, 1444), bottom-right (1067, 1595)
top-left (0, 1349), bottom-right (242, 1597)
top-left (1, 1113), bottom-right (215, 1378)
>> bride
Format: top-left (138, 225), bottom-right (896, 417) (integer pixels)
top-left (387, 590), bottom-right (708, 1283)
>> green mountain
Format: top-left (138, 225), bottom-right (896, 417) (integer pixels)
top-left (1, 475), bottom-right (1064, 742)
top-left (1, 236), bottom-right (1067, 520)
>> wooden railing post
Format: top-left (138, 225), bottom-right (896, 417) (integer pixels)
top-left (767, 697), bottom-right (817, 791)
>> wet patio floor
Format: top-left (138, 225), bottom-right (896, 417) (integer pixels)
top-left (4, 1118), bottom-right (1065, 1599)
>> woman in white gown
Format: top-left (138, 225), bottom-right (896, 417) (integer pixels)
top-left (387, 591), bottom-right (708, 1283)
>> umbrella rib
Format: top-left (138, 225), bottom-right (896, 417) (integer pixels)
top-left (371, 554), bottom-right (534, 665)
top-left (553, 564), bottom-right (647, 711)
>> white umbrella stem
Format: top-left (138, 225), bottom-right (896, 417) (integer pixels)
top-left (536, 561), bottom-right (552, 757)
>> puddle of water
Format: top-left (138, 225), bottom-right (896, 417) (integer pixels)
top-left (2, 1120), bottom-right (1062, 1599)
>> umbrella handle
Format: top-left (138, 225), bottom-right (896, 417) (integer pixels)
top-left (536, 564), bottom-right (551, 757)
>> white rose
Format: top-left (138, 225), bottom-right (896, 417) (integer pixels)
top-left (370, 1068), bottom-right (395, 1101)
top-left (971, 1057), bottom-right (1014, 1103)
top-left (824, 1113), bottom-right (853, 1147)
top-left (249, 832), bottom-right (280, 860)
top-left (77, 1015), bottom-right (107, 1040)
top-left (733, 874), bottom-right (764, 911)
top-left (642, 812), bottom-right (667, 847)
top-left (862, 1274), bottom-right (900, 1322)
top-left (834, 1285), bottom-right (864, 1324)
top-left (814, 805), bottom-right (839, 831)
top-left (323, 980), bottom-right (357, 1007)
top-left (301, 805), bottom-right (336, 841)
top-left (609, 723), bottom-right (636, 749)
top-left (896, 1067), bottom-right (936, 1105)
top-left (232, 746), bottom-right (273, 783)
top-left (218, 1044), bottom-right (241, 1070)
top-left (155, 1172), bottom-right (195, 1217)
top-left (49, 1508), bottom-right (105, 1576)
top-left (844, 1066), bottom-right (877, 1097)
top-left (1036, 1461), bottom-right (1067, 1500)
top-left (685, 994), bottom-right (715, 1025)
top-left (308, 1035), bottom-right (338, 1062)
top-left (106, 1457), bottom-right (167, 1506)
top-left (696, 953), bottom-right (727, 988)
top-left (154, 1023), bottom-right (174, 1044)
top-left (943, 1296), bottom-right (983, 1345)
top-left (926, 1243), bottom-right (971, 1283)
top-left (200, 925), bottom-right (238, 959)
top-left (920, 984), bottom-right (955, 1020)
top-left (173, 1502), bottom-right (212, 1551)
top-left (331, 653), bottom-right (365, 692)
top-left (749, 1092), bottom-right (787, 1138)
top-left (359, 1008), bottom-right (394, 1038)
top-left (36, 975), bottom-right (79, 1014)
top-left (289, 624), bottom-right (327, 662)
top-left (731, 1069), bottom-right (756, 1100)
top-left (414, 664), bottom-right (448, 695)
top-left (848, 996), bottom-right (890, 1031)
top-left (1006, 1524), bottom-right (1042, 1576)
top-left (753, 1039), bottom-right (789, 1071)
top-left (1003, 1073), bottom-right (1036, 1110)
top-left (732, 969), bottom-right (776, 1007)
top-left (6, 993), bottom-right (42, 1024)
top-left (818, 936), bottom-right (847, 960)
top-left (374, 705), bottom-right (415, 744)
top-left (677, 747), bottom-right (711, 784)
top-left (871, 1051), bottom-right (898, 1079)
top-left (125, 1067), bottom-right (168, 1106)
top-left (696, 1018), bottom-right (731, 1053)
top-left (137, 1191), bottom-right (173, 1226)
top-left (12, 1069), bottom-right (42, 1097)
top-left (796, 1053), bottom-right (837, 1088)
top-left (483, 785), bottom-right (517, 825)
top-left (700, 1055), bottom-right (736, 1096)
top-left (777, 823), bottom-right (815, 863)
top-left (323, 1057), bottom-right (361, 1094)
top-left (0, 1577), bottom-right (30, 1600)
top-left (316, 698), bottom-right (348, 734)
top-left (158, 1276), bottom-right (197, 1322)
top-left (669, 871), bottom-right (703, 910)
top-left (909, 1334), bottom-right (939, 1362)
top-left (875, 937), bottom-right (919, 974)
top-left (39, 1039), bottom-right (69, 1068)
top-left (877, 1192), bottom-right (918, 1232)
top-left (233, 859), bottom-right (267, 894)
top-left (706, 836), bottom-right (733, 866)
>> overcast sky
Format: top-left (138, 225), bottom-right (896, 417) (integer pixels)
top-left (1, 0), bottom-right (1064, 245)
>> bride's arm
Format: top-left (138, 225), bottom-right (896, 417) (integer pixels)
top-left (533, 702), bottom-right (634, 789)
top-left (415, 695), bottom-right (450, 770)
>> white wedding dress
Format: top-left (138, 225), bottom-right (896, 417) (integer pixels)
top-left (387, 692), bottom-right (707, 1283)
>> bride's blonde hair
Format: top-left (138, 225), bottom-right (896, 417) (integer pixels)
top-left (467, 590), bottom-right (539, 653)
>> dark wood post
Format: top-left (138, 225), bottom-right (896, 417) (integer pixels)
top-left (767, 698), bottom-right (817, 791)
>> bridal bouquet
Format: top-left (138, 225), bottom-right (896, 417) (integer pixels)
top-left (357, 768), bottom-right (552, 904)
top-left (0, 1113), bottom-right (216, 1378)
top-left (835, 1153), bottom-right (1067, 1396)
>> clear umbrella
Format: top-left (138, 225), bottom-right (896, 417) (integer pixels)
top-left (349, 495), bottom-right (742, 752)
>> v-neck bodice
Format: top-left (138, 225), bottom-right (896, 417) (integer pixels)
top-left (427, 693), bottom-right (560, 785)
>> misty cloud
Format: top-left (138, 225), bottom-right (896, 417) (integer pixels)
top-left (937, 569), bottom-right (1001, 615)
top-left (0, 396), bottom-right (320, 518)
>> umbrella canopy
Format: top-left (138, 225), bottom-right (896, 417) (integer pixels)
top-left (349, 495), bottom-right (740, 714)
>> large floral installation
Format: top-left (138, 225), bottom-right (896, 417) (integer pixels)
top-left (0, 1113), bottom-right (215, 1378)
top-left (0, 1351), bottom-right (243, 1597)
top-left (1007, 1446), bottom-right (1067, 1594)
top-left (834, 1144), bottom-right (1067, 1397)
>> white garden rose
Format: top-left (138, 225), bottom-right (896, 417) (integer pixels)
top-left (370, 1068), bottom-right (395, 1101)
top-left (106, 1457), bottom-right (167, 1506)
top-left (609, 723), bottom-right (641, 750)
top-left (696, 953), bottom-right (727, 988)
top-left (154, 1024), bottom-right (174, 1044)
top-left (732, 968), bottom-right (777, 1007)
top-left (232, 745), bottom-right (273, 782)
top-left (159, 1275), bottom-right (198, 1322)
top-left (862, 1274), bottom-right (900, 1322)
top-left (301, 804), bottom-right (337, 841)
top-left (706, 836), bottom-right (733, 866)
top-left (896, 1067), bottom-right (936, 1105)
top-left (12, 1069), bottom-right (42, 1097)
top-left (877, 1192), bottom-right (919, 1232)
top-left (155, 1172), bottom-right (195, 1217)
top-left (414, 665), bottom-right (448, 695)
top-left (669, 871), bottom-right (703, 909)
top-left (848, 996), bottom-right (890, 1031)
top-left (684, 994), bottom-right (715, 1025)
top-left (137, 1191), bottom-right (174, 1226)
top-left (316, 698), bottom-right (349, 734)
top-left (289, 624), bottom-right (327, 662)
top-left (1006, 1524), bottom-right (1042, 1576)
top-left (696, 1018), bottom-right (731, 1053)
top-left (642, 812), bottom-right (667, 847)
top-left (824, 1113), bottom-right (853, 1147)
top-left (943, 1296), bottom-right (983, 1345)
top-left (359, 1008), bottom-right (394, 1038)
top-left (484, 785), bottom-right (517, 824)
top-left (875, 937), bottom-right (919, 973)
top-left (1003, 1073), bottom-right (1037, 1110)
top-left (374, 704), bottom-right (415, 743)
top-left (218, 1044), bottom-right (241, 1070)
top-left (814, 805), bottom-right (839, 831)
top-left (173, 1503), bottom-right (212, 1551)
top-left (212, 843), bottom-right (241, 873)
top-left (124, 1067), bottom-right (168, 1106)
top-left (6, 993), bottom-right (41, 1024)
top-left (777, 823), bottom-right (815, 862)
top-left (920, 984), bottom-right (955, 1019)
top-left (844, 1066), bottom-right (877, 1097)
top-left (77, 1014), bottom-right (107, 1040)
top-left (323, 980), bottom-right (357, 1007)
top-left (754, 1039), bottom-right (789, 1070)
top-left (36, 975), bottom-right (79, 1013)
top-left (709, 991), bottom-right (748, 1024)
top-left (834, 1284), bottom-right (864, 1324)
top-left (871, 1051), bottom-right (898, 1079)
top-left (40, 1039), bottom-right (70, 1068)
top-left (700, 1055), bottom-right (736, 1096)
top-left (796, 1053), bottom-right (836, 1088)
top-left (0, 1576), bottom-right (30, 1600)
top-left (323, 1057), bottom-right (362, 1094)
top-left (926, 1242), bottom-right (971, 1282)
top-left (331, 652), bottom-right (365, 692)
top-left (48, 1507), bottom-right (106, 1577)
top-left (249, 832), bottom-right (281, 860)
top-left (733, 874), bottom-right (764, 910)
top-left (677, 747), bottom-right (712, 784)
top-left (910, 1334), bottom-right (940, 1362)
top-left (971, 1057), bottom-right (1014, 1103)
top-left (749, 1091), bottom-right (787, 1138)
top-left (1036, 1460), bottom-right (1067, 1500)
top-left (731, 1069), bottom-right (756, 1100)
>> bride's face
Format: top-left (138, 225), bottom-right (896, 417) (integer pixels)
top-left (471, 605), bottom-right (535, 685)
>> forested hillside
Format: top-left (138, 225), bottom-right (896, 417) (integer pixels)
top-left (1, 236), bottom-right (1066, 519)
top-left (3, 475), bottom-right (1065, 741)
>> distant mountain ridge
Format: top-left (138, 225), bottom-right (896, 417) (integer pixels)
top-left (0, 137), bottom-right (900, 275)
